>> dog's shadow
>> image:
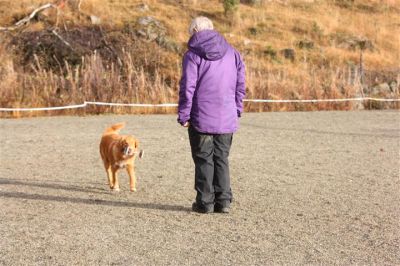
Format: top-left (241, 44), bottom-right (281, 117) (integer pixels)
top-left (0, 178), bottom-right (108, 194)
top-left (0, 178), bottom-right (191, 213)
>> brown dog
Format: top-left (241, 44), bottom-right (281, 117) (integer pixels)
top-left (99, 122), bottom-right (142, 192)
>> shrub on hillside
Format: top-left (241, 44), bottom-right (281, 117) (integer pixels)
top-left (335, 0), bottom-right (355, 8)
top-left (240, 0), bottom-right (262, 5)
top-left (223, 0), bottom-right (239, 14)
top-left (264, 45), bottom-right (277, 61)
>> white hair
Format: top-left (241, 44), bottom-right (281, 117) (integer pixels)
top-left (189, 17), bottom-right (214, 35)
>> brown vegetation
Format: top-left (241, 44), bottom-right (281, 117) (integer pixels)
top-left (0, 0), bottom-right (399, 117)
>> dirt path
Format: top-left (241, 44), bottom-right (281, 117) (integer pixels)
top-left (1, 111), bottom-right (399, 265)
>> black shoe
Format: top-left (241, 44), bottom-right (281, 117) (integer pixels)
top-left (192, 202), bottom-right (214, 214)
top-left (214, 205), bottom-right (230, 214)
top-left (214, 203), bottom-right (230, 213)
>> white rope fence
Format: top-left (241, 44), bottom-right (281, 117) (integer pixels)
top-left (0, 97), bottom-right (399, 112)
top-left (243, 97), bottom-right (400, 103)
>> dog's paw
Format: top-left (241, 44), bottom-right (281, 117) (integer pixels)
top-left (112, 187), bottom-right (120, 192)
top-left (130, 187), bottom-right (137, 192)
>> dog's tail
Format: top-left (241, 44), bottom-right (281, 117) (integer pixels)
top-left (103, 122), bottom-right (126, 135)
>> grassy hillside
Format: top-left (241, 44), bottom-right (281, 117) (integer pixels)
top-left (0, 0), bottom-right (399, 117)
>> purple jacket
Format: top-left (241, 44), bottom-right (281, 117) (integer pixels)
top-left (177, 30), bottom-right (246, 134)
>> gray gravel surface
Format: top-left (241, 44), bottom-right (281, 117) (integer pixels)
top-left (1, 111), bottom-right (399, 265)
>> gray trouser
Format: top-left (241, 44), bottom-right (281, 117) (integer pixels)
top-left (188, 126), bottom-right (233, 208)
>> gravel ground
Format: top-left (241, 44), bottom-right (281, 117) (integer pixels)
top-left (0, 111), bottom-right (399, 265)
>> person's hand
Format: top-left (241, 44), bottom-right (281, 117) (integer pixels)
top-left (183, 122), bottom-right (190, 127)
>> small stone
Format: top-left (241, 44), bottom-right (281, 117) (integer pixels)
top-left (296, 39), bottom-right (314, 50)
top-left (137, 4), bottom-right (150, 12)
top-left (138, 16), bottom-right (160, 26)
top-left (90, 15), bottom-right (101, 25)
top-left (243, 39), bottom-right (251, 46)
top-left (370, 83), bottom-right (392, 97)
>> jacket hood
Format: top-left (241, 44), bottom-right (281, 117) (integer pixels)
top-left (188, 30), bottom-right (229, 61)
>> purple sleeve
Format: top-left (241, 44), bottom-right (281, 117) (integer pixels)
top-left (178, 52), bottom-right (198, 125)
top-left (235, 51), bottom-right (246, 117)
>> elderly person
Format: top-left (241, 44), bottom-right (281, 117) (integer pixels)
top-left (178, 17), bottom-right (246, 214)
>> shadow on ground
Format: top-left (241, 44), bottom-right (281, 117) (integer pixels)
top-left (0, 178), bottom-right (190, 213)
top-left (0, 178), bottom-right (108, 194)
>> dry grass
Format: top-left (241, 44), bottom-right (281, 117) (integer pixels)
top-left (0, 48), bottom-right (179, 118)
top-left (0, 0), bottom-right (399, 117)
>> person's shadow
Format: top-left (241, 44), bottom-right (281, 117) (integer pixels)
top-left (0, 178), bottom-right (191, 213)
